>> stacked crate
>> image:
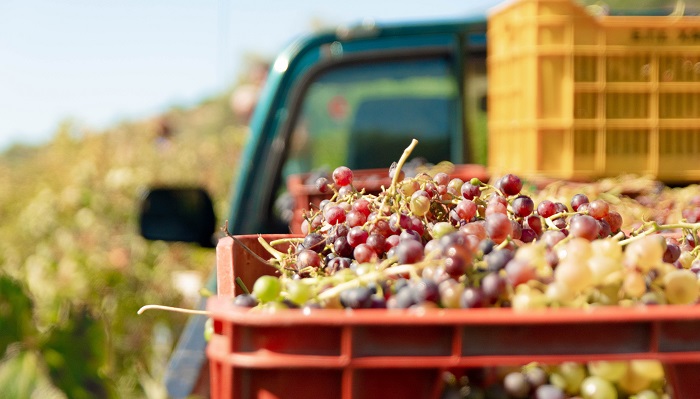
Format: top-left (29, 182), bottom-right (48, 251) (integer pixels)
top-left (488, 0), bottom-right (700, 182)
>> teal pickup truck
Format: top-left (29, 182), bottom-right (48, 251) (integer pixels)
top-left (138, 0), bottom-right (695, 397)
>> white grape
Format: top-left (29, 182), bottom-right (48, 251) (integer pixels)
top-left (554, 258), bottom-right (593, 293)
top-left (587, 360), bottom-right (628, 382)
top-left (664, 269), bottom-right (699, 305)
top-left (580, 375), bottom-right (618, 399)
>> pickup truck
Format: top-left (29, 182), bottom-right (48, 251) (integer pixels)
top-left (137, 0), bottom-right (698, 397)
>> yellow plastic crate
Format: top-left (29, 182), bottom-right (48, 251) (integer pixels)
top-left (487, 0), bottom-right (700, 182)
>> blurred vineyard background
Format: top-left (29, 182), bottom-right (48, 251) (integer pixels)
top-left (0, 84), bottom-right (249, 398)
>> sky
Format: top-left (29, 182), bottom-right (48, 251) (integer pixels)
top-left (0, 0), bottom-right (505, 151)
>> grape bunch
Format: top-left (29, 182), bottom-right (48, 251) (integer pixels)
top-left (239, 161), bottom-right (700, 313)
top-left (441, 360), bottom-right (667, 399)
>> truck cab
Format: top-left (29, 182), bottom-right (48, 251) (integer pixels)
top-left (140, 11), bottom-right (493, 398)
top-left (229, 17), bottom-right (490, 236)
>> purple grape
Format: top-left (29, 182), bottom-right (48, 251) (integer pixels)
top-left (302, 233), bottom-right (325, 253)
top-left (461, 182), bottom-right (481, 200)
top-left (339, 286), bottom-right (372, 309)
top-left (412, 278), bottom-right (440, 304)
top-left (460, 287), bottom-right (486, 308)
top-left (485, 249), bottom-right (514, 272)
top-left (534, 384), bottom-right (565, 399)
top-left (499, 174), bottom-right (522, 196)
top-left (325, 257), bottom-right (351, 274)
top-left (395, 240), bottom-right (424, 264)
top-left (537, 200), bottom-right (557, 218)
top-left (233, 294), bottom-right (258, 307)
top-left (347, 226), bottom-right (368, 247)
top-left (570, 193), bottom-right (589, 212)
top-left (333, 236), bottom-right (353, 258)
top-left (512, 195), bottom-right (534, 217)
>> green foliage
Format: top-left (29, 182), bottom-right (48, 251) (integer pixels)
top-left (0, 90), bottom-right (246, 397)
top-left (41, 306), bottom-right (114, 399)
top-left (0, 275), bottom-right (36, 355)
top-left (0, 349), bottom-right (66, 399)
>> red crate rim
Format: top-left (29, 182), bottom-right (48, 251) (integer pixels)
top-left (207, 296), bottom-right (700, 326)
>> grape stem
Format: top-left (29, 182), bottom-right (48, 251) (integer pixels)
top-left (222, 221), bottom-right (280, 268)
top-left (236, 277), bottom-right (250, 295)
top-left (137, 304), bottom-right (210, 316)
top-left (270, 237), bottom-right (304, 246)
top-left (618, 221), bottom-right (700, 246)
top-left (389, 139), bottom-right (419, 195)
top-left (377, 139), bottom-right (419, 225)
top-left (542, 211), bottom-right (579, 231)
top-left (494, 237), bottom-right (512, 250)
top-left (258, 235), bottom-right (287, 260)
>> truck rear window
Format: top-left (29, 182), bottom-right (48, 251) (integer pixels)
top-left (283, 57), bottom-right (459, 177)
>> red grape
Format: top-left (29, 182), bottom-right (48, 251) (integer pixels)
top-left (537, 200), bottom-right (557, 218)
top-left (486, 213), bottom-right (513, 244)
top-left (569, 214), bottom-right (600, 241)
top-left (570, 193), bottom-right (589, 212)
top-left (499, 174), bottom-right (522, 196)
top-left (332, 166), bottom-right (353, 186)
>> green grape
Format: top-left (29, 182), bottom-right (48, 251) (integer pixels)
top-left (438, 279), bottom-right (463, 309)
top-left (410, 195), bottom-right (430, 216)
top-left (554, 258), bottom-right (593, 293)
top-left (514, 243), bottom-right (546, 264)
top-left (285, 279), bottom-right (313, 305)
top-left (580, 375), bottom-right (618, 399)
top-left (587, 360), bottom-right (628, 382)
top-left (624, 236), bottom-right (664, 272)
top-left (511, 289), bottom-right (547, 311)
top-left (591, 238), bottom-right (623, 260)
top-left (252, 275), bottom-right (282, 303)
top-left (591, 283), bottom-right (622, 306)
top-left (545, 281), bottom-right (575, 305)
top-left (663, 269), bottom-right (699, 304)
top-left (257, 301), bottom-right (289, 313)
top-left (629, 360), bottom-right (664, 381)
top-left (623, 271), bottom-right (647, 299)
top-left (588, 255), bottom-right (622, 286)
top-left (557, 237), bottom-right (593, 264)
top-left (629, 389), bottom-right (660, 399)
top-left (447, 178), bottom-right (464, 193)
top-left (618, 365), bottom-right (653, 394)
top-left (431, 222), bottom-right (456, 239)
top-left (204, 317), bottom-right (214, 342)
top-left (676, 251), bottom-right (694, 269)
top-left (553, 362), bottom-right (586, 395)
top-left (399, 180), bottom-right (420, 197)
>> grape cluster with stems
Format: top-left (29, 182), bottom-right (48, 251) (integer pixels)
top-left (222, 141), bottom-right (700, 398)
top-left (440, 360), bottom-right (667, 399)
top-left (238, 155), bottom-right (700, 312)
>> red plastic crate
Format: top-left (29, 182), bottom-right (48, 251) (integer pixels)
top-left (208, 235), bottom-right (700, 399)
top-left (285, 164), bottom-right (490, 234)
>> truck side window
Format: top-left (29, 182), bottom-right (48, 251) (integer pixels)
top-left (273, 56), bottom-right (460, 229)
